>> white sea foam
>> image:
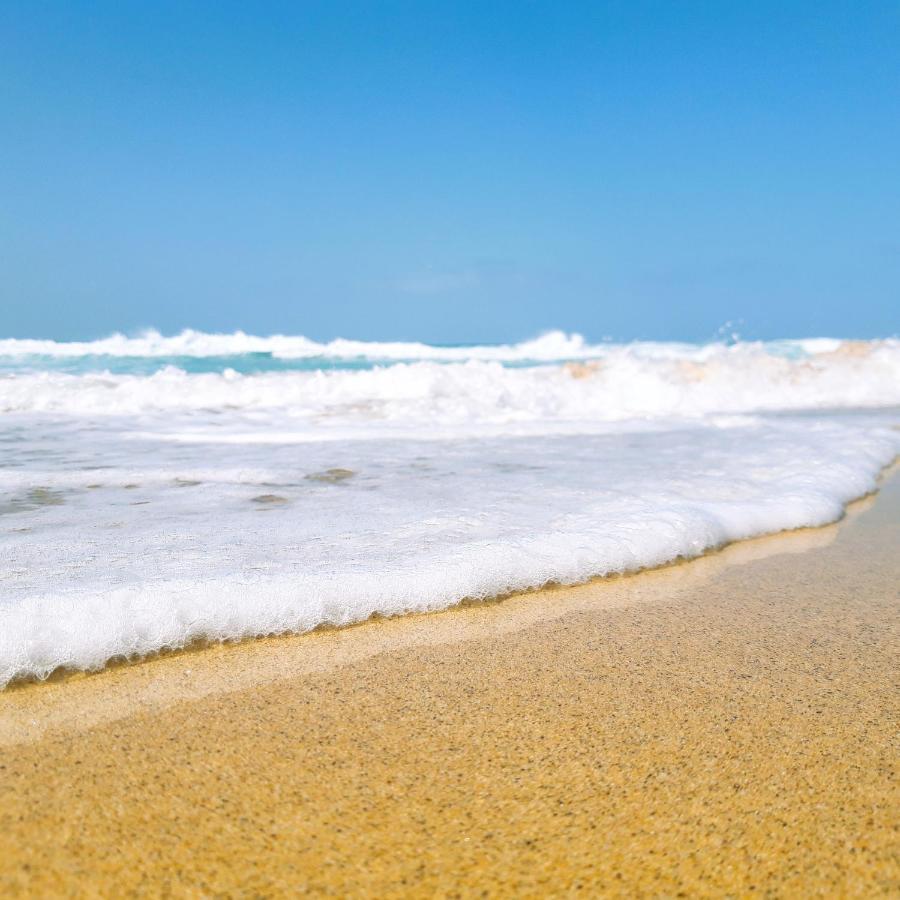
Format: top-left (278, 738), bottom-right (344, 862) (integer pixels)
top-left (0, 332), bottom-right (898, 687)
top-left (0, 328), bottom-right (892, 362)
top-left (0, 328), bottom-right (594, 360)
top-left (1, 338), bottom-right (899, 423)
top-left (1, 417), bottom-right (898, 688)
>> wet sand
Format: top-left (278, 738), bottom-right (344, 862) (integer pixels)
top-left (1, 473), bottom-right (898, 896)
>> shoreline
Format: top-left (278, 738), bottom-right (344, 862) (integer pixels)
top-left (4, 456), bottom-right (897, 700)
top-left (1, 470), bottom-right (898, 894)
top-left (0, 470), bottom-right (890, 746)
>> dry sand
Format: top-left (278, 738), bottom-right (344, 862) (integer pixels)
top-left (1, 473), bottom-right (898, 897)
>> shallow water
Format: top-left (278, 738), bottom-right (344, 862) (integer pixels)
top-left (1, 331), bottom-right (898, 686)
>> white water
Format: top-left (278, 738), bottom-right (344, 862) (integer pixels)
top-left (2, 336), bottom-right (899, 423)
top-left (2, 328), bottom-right (599, 360)
top-left (1, 332), bottom-right (898, 687)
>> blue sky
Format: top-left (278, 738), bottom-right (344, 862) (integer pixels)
top-left (1, 1), bottom-right (898, 343)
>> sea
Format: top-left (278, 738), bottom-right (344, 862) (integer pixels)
top-left (1, 329), bottom-right (898, 687)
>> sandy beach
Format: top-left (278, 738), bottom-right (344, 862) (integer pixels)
top-left (1, 470), bottom-right (898, 896)
top-left (5, 2), bottom-right (900, 894)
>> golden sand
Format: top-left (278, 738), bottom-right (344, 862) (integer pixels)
top-left (1, 475), bottom-right (898, 897)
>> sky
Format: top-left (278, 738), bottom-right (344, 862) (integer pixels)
top-left (1, 1), bottom-right (898, 344)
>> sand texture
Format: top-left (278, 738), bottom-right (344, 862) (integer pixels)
top-left (0, 473), bottom-right (898, 897)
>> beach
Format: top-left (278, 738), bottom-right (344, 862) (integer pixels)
top-left (5, 1), bottom-right (900, 892)
top-left (1, 468), bottom-right (897, 896)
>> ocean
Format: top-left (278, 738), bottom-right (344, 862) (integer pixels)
top-left (1, 330), bottom-right (898, 687)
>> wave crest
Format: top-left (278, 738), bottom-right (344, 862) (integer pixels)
top-left (1, 338), bottom-right (898, 422)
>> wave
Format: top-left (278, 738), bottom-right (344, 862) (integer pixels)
top-left (1, 339), bottom-right (898, 422)
top-left (0, 328), bottom-right (599, 361)
top-left (2, 328), bottom-right (898, 688)
top-left (0, 328), bottom-right (893, 363)
top-left (1, 420), bottom-right (897, 687)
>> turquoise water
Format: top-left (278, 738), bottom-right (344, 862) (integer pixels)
top-left (0, 351), bottom-right (566, 376)
top-left (0, 334), bottom-right (862, 377)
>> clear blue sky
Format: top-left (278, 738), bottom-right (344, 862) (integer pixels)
top-left (1, 1), bottom-right (898, 343)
